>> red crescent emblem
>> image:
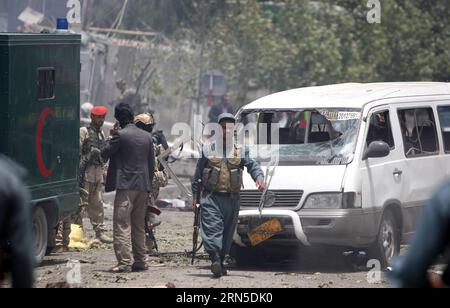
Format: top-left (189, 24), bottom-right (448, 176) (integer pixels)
top-left (36, 107), bottom-right (55, 178)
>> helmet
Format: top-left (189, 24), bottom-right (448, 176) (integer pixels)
top-left (134, 113), bottom-right (155, 125)
top-left (134, 113), bottom-right (155, 133)
top-left (218, 113), bottom-right (236, 124)
top-left (81, 102), bottom-right (94, 118)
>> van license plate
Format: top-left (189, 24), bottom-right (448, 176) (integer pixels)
top-left (248, 218), bottom-right (284, 247)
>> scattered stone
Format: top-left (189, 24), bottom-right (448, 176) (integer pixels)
top-left (46, 282), bottom-right (71, 288)
top-left (114, 276), bottom-right (128, 284)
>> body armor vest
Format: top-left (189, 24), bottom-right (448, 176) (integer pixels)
top-left (203, 145), bottom-right (243, 193)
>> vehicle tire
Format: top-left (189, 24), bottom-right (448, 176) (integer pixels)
top-left (368, 210), bottom-right (400, 269)
top-left (33, 207), bottom-right (48, 264)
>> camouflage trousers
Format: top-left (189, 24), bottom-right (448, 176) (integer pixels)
top-left (145, 198), bottom-right (161, 254)
top-left (54, 190), bottom-right (88, 248)
top-left (55, 180), bottom-right (105, 247)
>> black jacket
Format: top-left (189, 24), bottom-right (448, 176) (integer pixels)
top-left (102, 124), bottom-right (155, 193)
top-left (0, 156), bottom-right (34, 288)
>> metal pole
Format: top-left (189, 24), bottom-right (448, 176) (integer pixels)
top-left (81, 0), bottom-right (89, 30)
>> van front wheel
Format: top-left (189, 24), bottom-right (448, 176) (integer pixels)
top-left (368, 211), bottom-right (400, 269)
top-left (33, 207), bottom-right (48, 264)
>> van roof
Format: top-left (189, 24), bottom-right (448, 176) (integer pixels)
top-left (242, 82), bottom-right (450, 110)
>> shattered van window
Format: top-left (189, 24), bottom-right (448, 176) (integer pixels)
top-left (237, 108), bottom-right (362, 165)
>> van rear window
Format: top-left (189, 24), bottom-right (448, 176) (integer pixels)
top-left (438, 106), bottom-right (450, 153)
top-left (37, 68), bottom-right (55, 100)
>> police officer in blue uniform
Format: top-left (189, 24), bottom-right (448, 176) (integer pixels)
top-left (192, 113), bottom-right (265, 278)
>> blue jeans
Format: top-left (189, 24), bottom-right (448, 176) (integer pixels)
top-left (389, 182), bottom-right (450, 288)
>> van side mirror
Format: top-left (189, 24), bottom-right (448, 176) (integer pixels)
top-left (363, 141), bottom-right (390, 160)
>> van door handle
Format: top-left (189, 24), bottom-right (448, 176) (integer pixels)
top-left (393, 169), bottom-right (403, 176)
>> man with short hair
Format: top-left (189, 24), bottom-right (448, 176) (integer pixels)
top-left (192, 113), bottom-right (265, 278)
top-left (102, 103), bottom-right (155, 273)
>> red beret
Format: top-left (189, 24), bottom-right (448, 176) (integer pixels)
top-left (91, 106), bottom-right (108, 116)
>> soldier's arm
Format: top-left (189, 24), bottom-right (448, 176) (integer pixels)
top-left (192, 156), bottom-right (208, 195)
top-left (242, 149), bottom-right (264, 182)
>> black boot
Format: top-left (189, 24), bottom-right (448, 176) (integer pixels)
top-left (210, 252), bottom-right (222, 278)
top-left (220, 255), bottom-right (228, 276)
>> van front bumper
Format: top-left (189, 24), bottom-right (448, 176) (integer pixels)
top-left (235, 209), bottom-right (381, 249)
top-left (299, 209), bottom-right (381, 248)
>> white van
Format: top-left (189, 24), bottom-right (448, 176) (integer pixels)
top-left (233, 82), bottom-right (450, 267)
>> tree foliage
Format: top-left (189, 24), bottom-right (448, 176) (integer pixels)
top-left (87, 0), bottom-right (450, 106)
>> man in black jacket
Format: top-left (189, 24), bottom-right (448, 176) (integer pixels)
top-left (0, 156), bottom-right (34, 288)
top-left (102, 103), bottom-right (155, 273)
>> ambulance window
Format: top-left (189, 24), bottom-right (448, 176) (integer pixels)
top-left (438, 106), bottom-right (450, 153)
top-left (37, 68), bottom-right (55, 100)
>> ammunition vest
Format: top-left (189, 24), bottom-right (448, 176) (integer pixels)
top-left (202, 146), bottom-right (243, 193)
top-left (81, 126), bottom-right (106, 166)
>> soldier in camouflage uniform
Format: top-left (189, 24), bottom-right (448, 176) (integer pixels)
top-left (192, 113), bottom-right (265, 278)
top-left (79, 106), bottom-right (113, 244)
top-left (54, 106), bottom-right (112, 252)
top-left (134, 113), bottom-right (169, 254)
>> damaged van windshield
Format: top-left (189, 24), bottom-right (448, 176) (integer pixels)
top-left (237, 109), bottom-right (362, 165)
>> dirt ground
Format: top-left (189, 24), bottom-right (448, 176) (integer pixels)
top-left (33, 186), bottom-right (390, 288)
